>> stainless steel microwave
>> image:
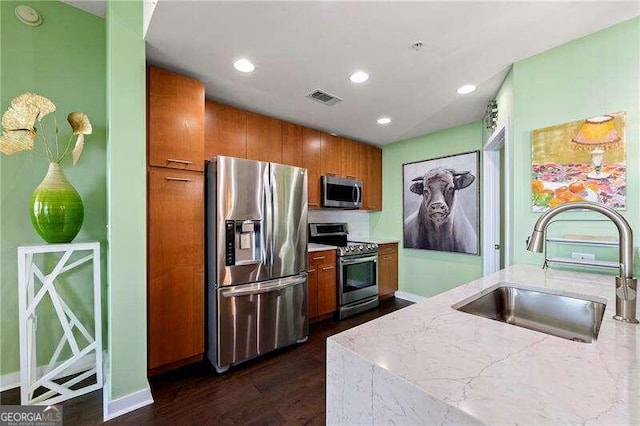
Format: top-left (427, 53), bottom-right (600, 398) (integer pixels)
top-left (321, 176), bottom-right (363, 209)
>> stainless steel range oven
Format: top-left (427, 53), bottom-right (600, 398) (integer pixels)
top-left (309, 223), bottom-right (379, 319)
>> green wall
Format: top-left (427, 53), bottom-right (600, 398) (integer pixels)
top-left (105, 0), bottom-right (148, 400)
top-left (507, 17), bottom-right (639, 274)
top-left (370, 121), bottom-right (483, 297)
top-left (0, 1), bottom-right (106, 377)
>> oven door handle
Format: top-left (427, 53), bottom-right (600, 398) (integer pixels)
top-left (340, 255), bottom-right (378, 266)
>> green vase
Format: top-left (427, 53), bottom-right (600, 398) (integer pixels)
top-left (30, 162), bottom-right (84, 244)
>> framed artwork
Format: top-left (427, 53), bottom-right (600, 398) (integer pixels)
top-left (402, 150), bottom-right (479, 255)
top-left (531, 112), bottom-right (626, 212)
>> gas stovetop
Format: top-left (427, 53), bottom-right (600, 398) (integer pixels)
top-left (336, 241), bottom-right (378, 257)
top-left (309, 222), bottom-right (378, 256)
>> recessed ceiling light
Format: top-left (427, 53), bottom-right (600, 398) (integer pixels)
top-left (377, 117), bottom-right (391, 125)
top-left (349, 71), bottom-right (369, 83)
top-left (457, 84), bottom-right (476, 95)
top-left (233, 59), bottom-right (255, 73)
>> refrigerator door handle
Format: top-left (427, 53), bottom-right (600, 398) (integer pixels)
top-left (220, 274), bottom-right (307, 298)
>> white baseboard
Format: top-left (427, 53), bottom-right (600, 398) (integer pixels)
top-left (0, 353), bottom-right (96, 392)
top-left (103, 381), bottom-right (153, 422)
top-left (0, 371), bottom-right (21, 392)
top-left (394, 290), bottom-right (426, 303)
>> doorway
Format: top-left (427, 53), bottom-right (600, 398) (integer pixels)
top-left (482, 122), bottom-right (510, 276)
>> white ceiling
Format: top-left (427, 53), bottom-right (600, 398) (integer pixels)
top-left (67, 1), bottom-right (640, 145)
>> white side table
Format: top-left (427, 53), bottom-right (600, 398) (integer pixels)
top-left (17, 242), bottom-right (103, 405)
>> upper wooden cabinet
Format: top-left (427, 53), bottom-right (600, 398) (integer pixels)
top-left (282, 122), bottom-right (304, 168)
top-left (204, 100), bottom-right (247, 160)
top-left (342, 138), bottom-right (363, 180)
top-left (148, 66), bottom-right (205, 171)
top-left (363, 144), bottom-right (382, 211)
top-left (246, 112), bottom-right (282, 163)
top-left (320, 133), bottom-right (343, 177)
top-left (303, 127), bottom-right (323, 208)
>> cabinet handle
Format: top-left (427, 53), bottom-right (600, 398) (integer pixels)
top-left (346, 175), bottom-right (356, 179)
top-left (367, 205), bottom-right (376, 209)
top-left (167, 158), bottom-right (193, 165)
top-left (312, 256), bottom-right (325, 260)
top-left (165, 177), bottom-right (192, 182)
top-left (382, 256), bottom-right (392, 260)
top-left (322, 266), bottom-right (335, 271)
top-left (326, 172), bottom-right (338, 177)
top-left (308, 269), bottom-right (316, 273)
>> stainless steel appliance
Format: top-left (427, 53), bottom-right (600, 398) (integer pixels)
top-left (321, 176), bottom-right (363, 209)
top-left (206, 156), bottom-right (309, 373)
top-left (309, 223), bottom-right (379, 319)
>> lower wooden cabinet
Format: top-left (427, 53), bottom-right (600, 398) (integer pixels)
top-left (308, 250), bottom-right (337, 321)
top-left (378, 243), bottom-right (398, 300)
top-left (148, 167), bottom-right (205, 373)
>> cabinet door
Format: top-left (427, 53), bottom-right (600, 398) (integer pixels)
top-left (378, 244), bottom-right (398, 299)
top-left (307, 264), bottom-right (319, 319)
top-left (204, 100), bottom-right (247, 160)
top-left (148, 167), bottom-right (204, 370)
top-left (247, 112), bottom-right (282, 163)
top-left (148, 66), bottom-right (204, 171)
top-left (365, 145), bottom-right (382, 211)
top-left (320, 132), bottom-right (343, 177)
top-left (282, 122), bottom-right (304, 168)
top-left (303, 128), bottom-right (322, 209)
top-left (317, 263), bottom-right (337, 316)
top-left (342, 138), bottom-right (362, 180)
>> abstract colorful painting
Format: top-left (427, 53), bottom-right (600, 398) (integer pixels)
top-left (531, 112), bottom-right (626, 212)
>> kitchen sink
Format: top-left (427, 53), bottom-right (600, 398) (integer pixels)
top-left (452, 282), bottom-right (607, 343)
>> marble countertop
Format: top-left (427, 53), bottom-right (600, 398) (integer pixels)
top-left (326, 264), bottom-right (640, 425)
top-left (308, 243), bottom-right (337, 253)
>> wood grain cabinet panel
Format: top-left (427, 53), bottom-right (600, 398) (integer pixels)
top-left (377, 243), bottom-right (398, 300)
top-left (303, 128), bottom-right (323, 209)
top-left (148, 168), bottom-right (205, 371)
top-left (317, 263), bottom-right (337, 316)
top-left (320, 133), bottom-right (343, 177)
top-left (308, 250), bottom-right (337, 321)
top-left (148, 66), bottom-right (205, 171)
top-left (282, 122), bottom-right (304, 168)
top-left (364, 145), bottom-right (382, 211)
top-left (342, 138), bottom-right (362, 180)
top-left (204, 100), bottom-right (247, 160)
top-left (246, 112), bottom-right (282, 163)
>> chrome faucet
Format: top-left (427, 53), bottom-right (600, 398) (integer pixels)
top-left (526, 201), bottom-right (638, 324)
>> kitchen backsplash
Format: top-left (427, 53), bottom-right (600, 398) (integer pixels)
top-left (308, 210), bottom-right (370, 241)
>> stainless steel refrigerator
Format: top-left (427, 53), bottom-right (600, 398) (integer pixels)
top-left (206, 156), bottom-right (308, 372)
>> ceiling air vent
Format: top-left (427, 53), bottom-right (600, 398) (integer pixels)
top-left (306, 89), bottom-right (343, 106)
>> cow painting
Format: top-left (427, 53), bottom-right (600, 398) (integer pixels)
top-left (403, 152), bottom-right (479, 255)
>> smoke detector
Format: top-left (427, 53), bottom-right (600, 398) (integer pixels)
top-left (306, 89), bottom-right (343, 106)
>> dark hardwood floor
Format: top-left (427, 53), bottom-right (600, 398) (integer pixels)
top-left (1, 297), bottom-right (412, 425)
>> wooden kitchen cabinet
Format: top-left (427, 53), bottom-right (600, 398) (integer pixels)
top-left (308, 250), bottom-right (337, 322)
top-left (303, 127), bottom-right (323, 209)
top-left (148, 66), bottom-right (205, 171)
top-left (247, 111), bottom-right (282, 163)
top-left (320, 132), bottom-right (343, 177)
top-left (342, 138), bottom-right (363, 180)
top-left (204, 100), bottom-right (247, 160)
top-left (148, 167), bottom-right (205, 373)
top-left (363, 144), bottom-right (383, 211)
top-left (378, 243), bottom-right (398, 300)
top-left (282, 122), bottom-right (304, 168)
